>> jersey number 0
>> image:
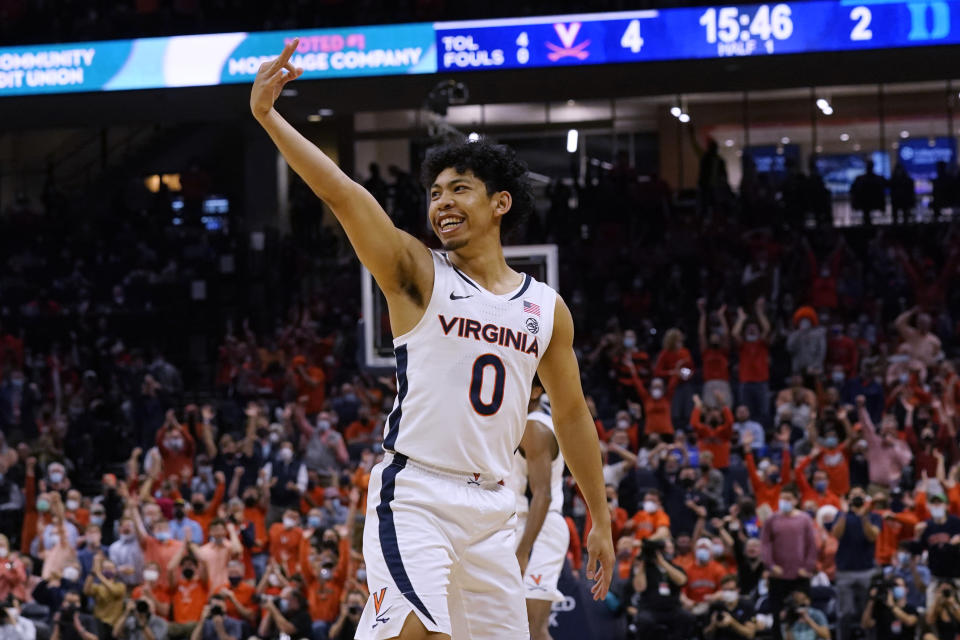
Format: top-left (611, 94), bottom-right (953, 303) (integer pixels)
top-left (469, 354), bottom-right (505, 416)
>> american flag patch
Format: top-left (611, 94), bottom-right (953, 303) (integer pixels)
top-left (523, 300), bottom-right (540, 316)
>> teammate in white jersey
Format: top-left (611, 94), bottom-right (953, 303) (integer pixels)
top-left (508, 380), bottom-right (569, 640)
top-left (250, 40), bottom-right (613, 640)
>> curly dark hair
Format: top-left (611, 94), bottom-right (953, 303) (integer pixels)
top-left (419, 140), bottom-right (534, 240)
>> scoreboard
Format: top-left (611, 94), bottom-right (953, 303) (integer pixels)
top-left (436, 1), bottom-right (959, 70)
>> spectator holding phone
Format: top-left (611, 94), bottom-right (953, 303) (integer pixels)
top-left (112, 598), bottom-right (168, 640)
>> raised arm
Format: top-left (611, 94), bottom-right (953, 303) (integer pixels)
top-left (538, 295), bottom-right (614, 601)
top-left (697, 299), bottom-right (708, 353)
top-left (755, 297), bottom-right (771, 340)
top-left (250, 40), bottom-right (432, 304)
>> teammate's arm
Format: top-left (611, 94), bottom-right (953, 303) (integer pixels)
top-left (250, 40), bottom-right (432, 302)
top-left (538, 295), bottom-right (614, 600)
top-left (515, 421), bottom-right (557, 575)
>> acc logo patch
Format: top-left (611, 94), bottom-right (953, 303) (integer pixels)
top-left (525, 318), bottom-right (539, 334)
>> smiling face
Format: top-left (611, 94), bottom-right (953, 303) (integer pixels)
top-left (428, 169), bottom-right (510, 251)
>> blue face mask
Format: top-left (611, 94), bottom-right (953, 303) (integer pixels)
top-left (155, 531), bottom-right (172, 542)
top-left (824, 436), bottom-right (838, 449)
top-left (893, 586), bottom-right (906, 600)
top-left (814, 480), bottom-right (828, 493)
top-left (695, 549), bottom-right (711, 564)
top-left (307, 516), bottom-right (322, 529)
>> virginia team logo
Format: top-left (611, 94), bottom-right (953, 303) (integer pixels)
top-left (531, 574), bottom-right (542, 585)
top-left (371, 587), bottom-right (391, 628)
top-left (547, 23), bottom-right (590, 61)
top-left (373, 587), bottom-right (388, 614)
top-left (525, 317), bottom-right (539, 334)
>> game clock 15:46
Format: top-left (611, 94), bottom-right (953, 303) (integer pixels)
top-left (698, 4), bottom-right (794, 53)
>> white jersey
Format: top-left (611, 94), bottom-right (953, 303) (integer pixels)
top-left (505, 409), bottom-right (566, 516)
top-left (383, 250), bottom-right (557, 480)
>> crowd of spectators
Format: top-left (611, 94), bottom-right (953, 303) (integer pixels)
top-left (3, 127), bottom-right (960, 640)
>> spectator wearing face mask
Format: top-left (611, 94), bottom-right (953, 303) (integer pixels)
top-left (691, 393), bottom-right (733, 470)
top-left (211, 559), bottom-right (256, 625)
top-left (632, 374), bottom-right (679, 436)
top-left (732, 405), bottom-right (765, 455)
top-left (786, 307), bottom-right (826, 376)
top-left (77, 524), bottom-right (105, 581)
top-left (187, 471), bottom-right (227, 540)
top-left (132, 562), bottom-right (172, 620)
top-left (169, 500), bottom-right (203, 545)
top-left (267, 509), bottom-right (303, 577)
top-left (830, 487), bottom-right (882, 640)
top-left (83, 556), bottom-right (126, 637)
top-left (298, 409), bottom-right (349, 477)
top-left (262, 442), bottom-right (307, 526)
top-left (626, 490), bottom-right (670, 544)
top-left (857, 397), bottom-right (913, 487)
top-left (157, 411), bottom-right (196, 483)
top-left (759, 484), bottom-right (818, 639)
top-left (168, 552), bottom-right (209, 635)
top-left (741, 430), bottom-right (792, 512)
top-left (0, 535), bottom-right (26, 603)
top-left (194, 520), bottom-right (241, 592)
top-left (732, 298), bottom-right (772, 428)
top-left (919, 491), bottom-right (960, 604)
top-left (904, 402), bottom-right (957, 479)
top-left (329, 589), bottom-right (366, 640)
top-left (63, 490), bottom-right (88, 530)
top-left (698, 300), bottom-right (732, 410)
top-left (680, 538), bottom-right (728, 614)
top-left (654, 328), bottom-right (696, 429)
top-left (131, 499), bottom-right (184, 592)
top-left (887, 543), bottom-right (930, 609)
top-left (109, 517), bottom-right (145, 588)
top-left (794, 450), bottom-right (841, 510)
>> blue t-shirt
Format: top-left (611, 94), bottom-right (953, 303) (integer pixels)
top-left (788, 607), bottom-right (829, 640)
top-left (832, 511), bottom-right (883, 571)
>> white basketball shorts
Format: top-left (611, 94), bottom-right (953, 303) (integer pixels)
top-left (516, 510), bottom-right (569, 603)
top-left (356, 452), bottom-right (529, 640)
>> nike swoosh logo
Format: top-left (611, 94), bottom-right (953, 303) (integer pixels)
top-left (450, 292), bottom-right (473, 300)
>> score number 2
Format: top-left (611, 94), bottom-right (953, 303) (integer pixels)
top-left (849, 6), bottom-right (873, 40)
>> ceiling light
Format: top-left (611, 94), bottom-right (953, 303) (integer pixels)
top-left (724, 139), bottom-right (734, 147)
top-left (781, 137), bottom-right (790, 144)
top-left (670, 106), bottom-right (682, 117)
top-left (467, 132), bottom-right (480, 142)
top-left (816, 98), bottom-right (829, 110)
top-left (853, 143), bottom-right (861, 151)
top-left (306, 114), bottom-right (322, 122)
top-left (840, 133), bottom-right (850, 141)
top-left (821, 106), bottom-right (833, 115)
top-left (566, 129), bottom-right (579, 153)
top-left (900, 130), bottom-right (909, 139)
top-left (678, 113), bottom-right (691, 123)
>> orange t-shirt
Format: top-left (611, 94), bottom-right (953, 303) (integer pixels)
top-left (702, 347), bottom-right (730, 382)
top-left (267, 523), bottom-right (303, 577)
top-left (653, 348), bottom-right (694, 378)
top-left (213, 580), bottom-right (257, 621)
top-left (67, 508), bottom-right (90, 530)
top-left (630, 509), bottom-right (670, 541)
top-left (144, 537), bottom-right (185, 590)
top-left (131, 584), bottom-right (171, 619)
top-left (745, 450), bottom-right (791, 512)
top-left (874, 510), bottom-right (918, 565)
top-left (307, 579), bottom-right (343, 623)
top-left (242, 507), bottom-right (268, 552)
top-left (692, 406), bottom-right (733, 469)
top-left (344, 419), bottom-right (377, 444)
top-left (172, 579), bottom-right (208, 623)
top-left (300, 487), bottom-right (325, 514)
top-left (684, 561), bottom-right (728, 603)
top-left (738, 340), bottom-right (769, 383)
top-left (296, 366), bottom-right (326, 415)
top-left (817, 445), bottom-right (850, 498)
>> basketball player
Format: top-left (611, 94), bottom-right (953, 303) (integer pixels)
top-left (250, 40), bottom-right (613, 640)
top-left (507, 380), bottom-right (569, 640)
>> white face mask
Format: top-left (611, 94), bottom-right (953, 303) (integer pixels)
top-left (143, 569), bottom-right (159, 582)
top-left (66, 499), bottom-right (79, 511)
top-left (779, 499), bottom-right (794, 514)
top-left (62, 567), bottom-right (80, 582)
top-left (0, 548), bottom-right (8, 558)
top-left (651, 388), bottom-right (663, 399)
top-left (721, 589), bottom-right (739, 603)
top-left (268, 574), bottom-right (281, 587)
top-left (278, 448), bottom-right (293, 462)
top-left (930, 505), bottom-right (947, 520)
top-left (643, 500), bottom-right (658, 514)
top-left (283, 516), bottom-right (298, 529)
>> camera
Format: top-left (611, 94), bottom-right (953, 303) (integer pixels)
top-left (348, 604), bottom-right (362, 616)
top-left (782, 594), bottom-right (804, 625)
top-left (135, 600), bottom-right (150, 615)
top-left (869, 572), bottom-right (892, 603)
top-left (210, 604), bottom-right (224, 617)
top-left (640, 538), bottom-right (666, 560)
